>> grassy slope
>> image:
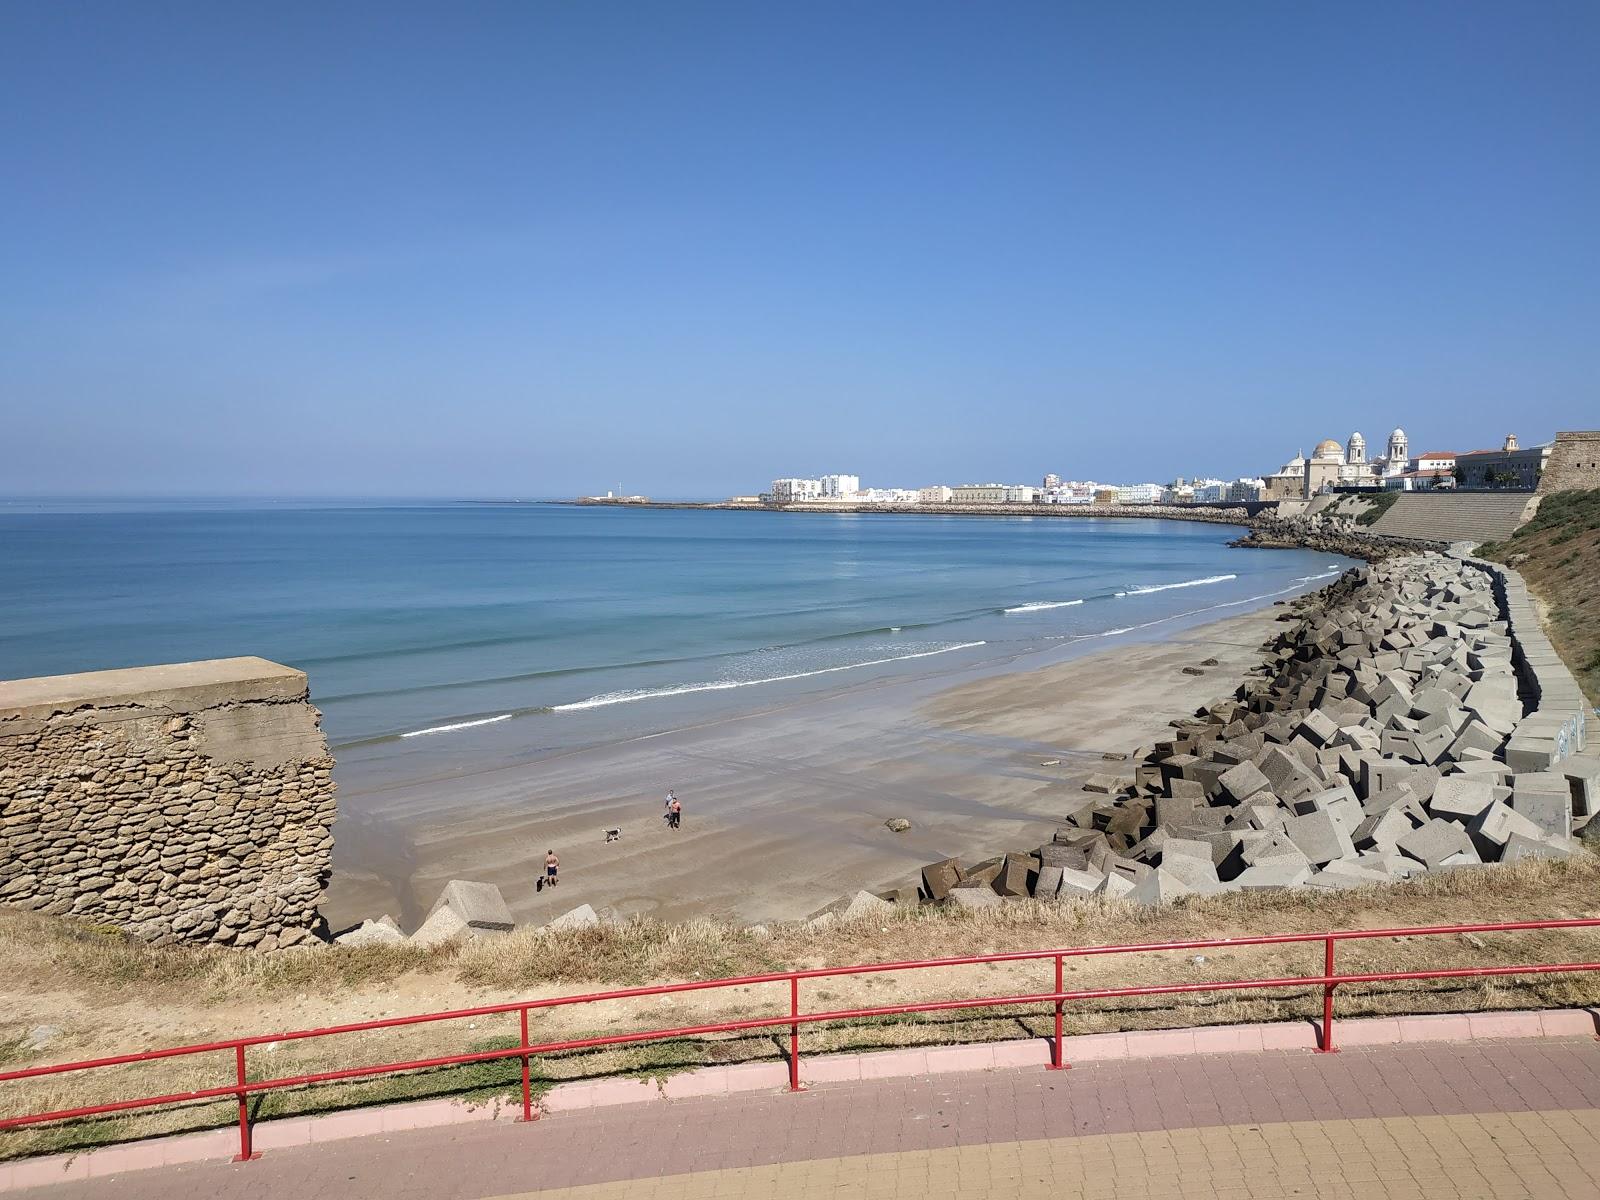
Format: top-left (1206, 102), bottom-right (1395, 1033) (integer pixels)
top-left (1479, 488), bottom-right (1600, 704)
top-left (4, 852), bottom-right (1600, 1158)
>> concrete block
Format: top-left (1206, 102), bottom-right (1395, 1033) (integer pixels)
top-left (1429, 776), bottom-right (1496, 822)
top-left (1558, 755), bottom-right (1600, 819)
top-left (994, 854), bottom-right (1034, 898)
top-left (1155, 793), bottom-right (1197, 826)
top-left (946, 886), bottom-right (1003, 910)
top-left (921, 858), bottom-right (962, 902)
top-left (547, 904), bottom-right (600, 931)
top-left (1218, 761), bottom-right (1273, 804)
top-left (1233, 859), bottom-right (1314, 890)
top-left (1057, 865), bottom-right (1108, 897)
top-left (1510, 781), bottom-right (1571, 841)
top-left (1282, 810), bottom-right (1356, 865)
top-left (1296, 709), bottom-right (1339, 748)
top-left (428, 880), bottom-right (514, 932)
top-left (336, 919), bottom-right (407, 948)
top-left (1353, 807), bottom-right (1411, 854)
top-left (1032, 864), bottom-right (1064, 897)
top-left (409, 906), bottom-right (472, 947)
top-left (1158, 853), bottom-right (1228, 894)
top-left (1258, 745), bottom-right (1323, 800)
top-left (1466, 800), bottom-right (1545, 858)
top-left (840, 891), bottom-right (894, 920)
top-left (1397, 818), bottom-right (1472, 868)
top-left (1083, 773), bottom-right (1127, 794)
top-left (1161, 837), bottom-right (1212, 862)
top-left (1499, 833), bottom-right (1575, 863)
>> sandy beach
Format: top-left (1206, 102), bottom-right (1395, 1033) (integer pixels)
top-left (322, 604), bottom-right (1288, 932)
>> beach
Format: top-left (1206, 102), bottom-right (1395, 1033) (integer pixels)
top-left (322, 604), bottom-right (1287, 931)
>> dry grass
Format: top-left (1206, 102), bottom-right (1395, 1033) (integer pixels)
top-left (1479, 488), bottom-right (1600, 703)
top-left (4, 852), bottom-right (1600, 1160)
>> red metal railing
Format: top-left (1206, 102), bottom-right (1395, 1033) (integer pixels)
top-left (3, 917), bottom-right (1599, 1162)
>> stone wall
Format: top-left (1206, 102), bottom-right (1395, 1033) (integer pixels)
top-left (0, 658), bottom-right (336, 950)
top-left (1537, 430), bottom-right (1600, 494)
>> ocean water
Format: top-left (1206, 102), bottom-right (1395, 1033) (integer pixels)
top-left (0, 501), bottom-right (1344, 763)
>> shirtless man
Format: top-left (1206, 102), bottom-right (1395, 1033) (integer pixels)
top-left (544, 848), bottom-right (560, 888)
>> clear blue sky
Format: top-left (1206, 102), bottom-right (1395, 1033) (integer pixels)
top-left (3, 2), bottom-right (1596, 498)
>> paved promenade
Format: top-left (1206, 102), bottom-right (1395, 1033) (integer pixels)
top-left (16, 1038), bottom-right (1600, 1199)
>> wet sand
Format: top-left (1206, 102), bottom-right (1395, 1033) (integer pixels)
top-left (321, 605), bottom-right (1285, 932)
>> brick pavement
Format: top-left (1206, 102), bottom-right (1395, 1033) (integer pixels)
top-left (15, 1038), bottom-right (1600, 1199)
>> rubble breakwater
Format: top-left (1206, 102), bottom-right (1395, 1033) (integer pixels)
top-left (819, 551), bottom-right (1597, 921)
top-left (1228, 510), bottom-right (1443, 563)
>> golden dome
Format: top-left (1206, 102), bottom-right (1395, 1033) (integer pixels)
top-left (1312, 438), bottom-right (1343, 460)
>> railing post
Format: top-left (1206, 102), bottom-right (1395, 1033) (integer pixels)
top-left (232, 1044), bottom-right (257, 1162)
top-left (1049, 954), bottom-right (1067, 1070)
top-left (788, 976), bottom-right (802, 1091)
top-left (1319, 935), bottom-right (1338, 1053)
top-left (516, 1005), bottom-right (537, 1122)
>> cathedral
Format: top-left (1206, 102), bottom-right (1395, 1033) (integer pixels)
top-left (1265, 428), bottom-right (1412, 500)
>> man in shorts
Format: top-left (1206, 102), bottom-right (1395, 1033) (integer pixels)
top-left (544, 848), bottom-right (560, 888)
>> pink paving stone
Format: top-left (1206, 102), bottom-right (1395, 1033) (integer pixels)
top-left (660, 1066), bottom-right (731, 1100)
top-left (1191, 1025), bottom-right (1266, 1055)
top-left (9, 1155), bottom-right (89, 1189)
top-left (1540, 1009), bottom-right (1600, 1037)
top-left (922, 1044), bottom-right (995, 1073)
top-left (852, 1048), bottom-right (921, 1080)
top-left (379, 1098), bottom-right (492, 1132)
top-left (1060, 1032), bottom-right (1128, 1061)
top-left (84, 1142), bottom-right (169, 1178)
top-left (722, 1062), bottom-right (790, 1093)
top-left (158, 1130), bottom-right (236, 1166)
top-left (990, 1039), bottom-right (1049, 1069)
top-left (1260, 1022), bottom-right (1316, 1051)
top-left (796, 1054), bottom-right (859, 1083)
top-left (1124, 1029), bottom-right (1196, 1059)
top-left (581, 1078), bottom-right (659, 1109)
top-left (304, 1108), bottom-right (388, 1144)
top-left (1396, 1014), bottom-right (1474, 1043)
top-left (250, 1116), bottom-right (314, 1150)
top-left (1333, 1018), bottom-right (1404, 1047)
top-left (1467, 1012), bottom-right (1546, 1040)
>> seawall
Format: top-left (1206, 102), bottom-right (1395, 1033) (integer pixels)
top-left (0, 658), bottom-right (336, 950)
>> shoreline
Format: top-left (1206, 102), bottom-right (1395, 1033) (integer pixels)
top-left (559, 497), bottom-right (1265, 524)
top-left (322, 600), bottom-right (1300, 932)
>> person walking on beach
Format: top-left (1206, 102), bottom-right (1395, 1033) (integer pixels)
top-left (668, 795), bottom-right (682, 830)
top-left (663, 789), bottom-right (676, 826)
top-left (544, 848), bottom-right (560, 888)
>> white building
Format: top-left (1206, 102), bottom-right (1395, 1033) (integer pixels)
top-left (951, 484), bottom-right (1035, 504)
top-left (1225, 478), bottom-right (1265, 502)
top-left (917, 485), bottom-right (953, 504)
top-left (819, 473), bottom-right (860, 498)
top-left (857, 487), bottom-right (919, 504)
top-left (1116, 483), bottom-right (1164, 505)
top-left (769, 478), bottom-right (822, 503)
top-left (1162, 483), bottom-right (1195, 504)
top-left (1042, 473), bottom-right (1061, 490)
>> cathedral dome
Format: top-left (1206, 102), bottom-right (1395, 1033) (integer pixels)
top-left (1312, 439), bottom-right (1343, 461)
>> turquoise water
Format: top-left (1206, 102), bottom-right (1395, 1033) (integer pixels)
top-left (0, 501), bottom-right (1342, 756)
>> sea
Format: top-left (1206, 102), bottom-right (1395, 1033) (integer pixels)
top-left (0, 500), bottom-right (1345, 773)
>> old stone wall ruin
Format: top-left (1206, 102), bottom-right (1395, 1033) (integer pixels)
top-left (1537, 430), bottom-right (1600, 494)
top-left (0, 658), bottom-right (336, 950)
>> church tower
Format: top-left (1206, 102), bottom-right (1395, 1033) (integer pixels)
top-left (1387, 428), bottom-right (1408, 474)
top-left (1347, 432), bottom-right (1367, 465)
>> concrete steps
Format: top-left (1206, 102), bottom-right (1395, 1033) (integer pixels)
top-left (1368, 493), bottom-right (1534, 544)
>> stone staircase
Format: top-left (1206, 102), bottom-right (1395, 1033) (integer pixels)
top-left (1367, 492), bottom-right (1535, 545)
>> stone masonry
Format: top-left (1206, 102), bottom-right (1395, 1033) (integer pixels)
top-left (1537, 430), bottom-right (1600, 494)
top-left (0, 658), bottom-right (336, 950)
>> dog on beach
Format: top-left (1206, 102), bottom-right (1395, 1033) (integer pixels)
top-left (604, 827), bottom-right (621, 843)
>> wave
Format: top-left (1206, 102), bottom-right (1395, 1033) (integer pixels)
top-left (1293, 568), bottom-right (1344, 583)
top-left (1114, 573), bottom-right (1236, 597)
top-left (399, 714), bottom-right (513, 738)
top-left (551, 641), bottom-right (988, 712)
top-left (1003, 599), bottom-right (1085, 615)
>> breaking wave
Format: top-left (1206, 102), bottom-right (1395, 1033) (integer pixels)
top-left (1003, 599), bottom-right (1085, 614)
top-left (399, 714), bottom-right (513, 738)
top-left (1115, 573), bottom-right (1236, 597)
top-left (552, 641), bottom-right (988, 712)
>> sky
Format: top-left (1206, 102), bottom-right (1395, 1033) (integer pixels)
top-left (2, 2), bottom-right (1597, 499)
